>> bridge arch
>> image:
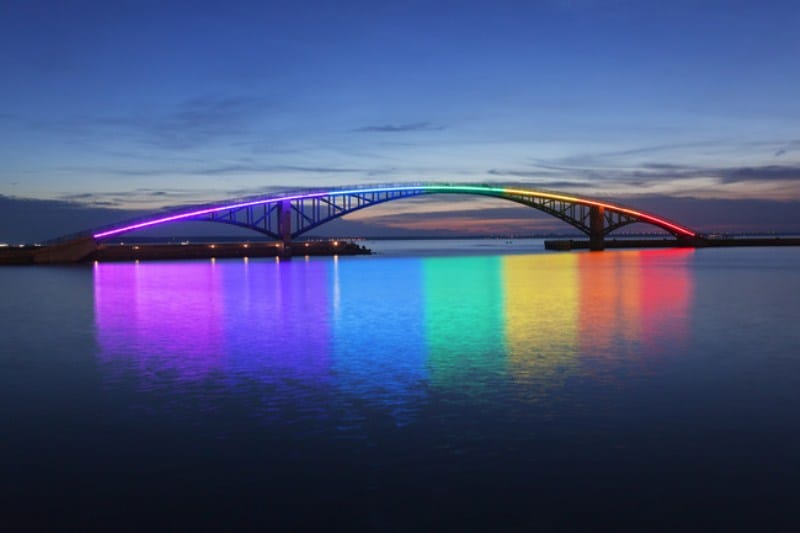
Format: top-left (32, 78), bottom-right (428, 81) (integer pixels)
top-left (91, 184), bottom-right (698, 250)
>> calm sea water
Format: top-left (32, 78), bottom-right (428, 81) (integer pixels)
top-left (2, 241), bottom-right (799, 530)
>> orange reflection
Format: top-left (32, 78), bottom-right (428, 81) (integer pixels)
top-left (578, 249), bottom-right (693, 375)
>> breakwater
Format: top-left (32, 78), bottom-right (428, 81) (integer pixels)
top-left (545, 237), bottom-right (800, 250)
top-left (0, 240), bottom-right (371, 264)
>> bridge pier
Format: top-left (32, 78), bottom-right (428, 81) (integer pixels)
top-left (278, 200), bottom-right (293, 257)
top-left (589, 205), bottom-right (605, 251)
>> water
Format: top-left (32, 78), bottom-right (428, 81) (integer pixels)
top-left (2, 243), bottom-right (799, 530)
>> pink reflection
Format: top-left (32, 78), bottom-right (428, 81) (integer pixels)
top-left (94, 262), bottom-right (224, 384)
top-left (638, 249), bottom-right (693, 356)
top-left (578, 249), bottom-right (693, 374)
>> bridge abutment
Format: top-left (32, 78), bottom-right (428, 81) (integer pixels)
top-left (33, 236), bottom-right (97, 263)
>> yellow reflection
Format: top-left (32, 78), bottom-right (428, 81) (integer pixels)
top-left (502, 254), bottom-right (579, 388)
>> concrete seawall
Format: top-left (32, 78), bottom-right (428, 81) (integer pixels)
top-left (0, 240), bottom-right (371, 264)
top-left (545, 237), bottom-right (800, 251)
top-left (92, 241), bottom-right (370, 261)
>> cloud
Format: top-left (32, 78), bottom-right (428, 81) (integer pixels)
top-left (716, 165), bottom-right (800, 183)
top-left (146, 96), bottom-right (268, 148)
top-left (774, 140), bottom-right (800, 157)
top-left (353, 122), bottom-right (444, 133)
top-left (30, 95), bottom-right (270, 150)
top-left (519, 154), bottom-right (800, 192)
top-left (617, 164), bottom-right (800, 185)
top-left (195, 164), bottom-right (365, 176)
top-left (57, 188), bottom-right (215, 209)
top-left (486, 169), bottom-right (596, 189)
top-left (57, 162), bottom-right (368, 178)
top-left (0, 194), bottom-right (147, 242)
top-left (543, 141), bottom-right (721, 169)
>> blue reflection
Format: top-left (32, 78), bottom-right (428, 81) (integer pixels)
top-left (218, 258), bottom-right (332, 387)
top-left (330, 257), bottom-right (428, 424)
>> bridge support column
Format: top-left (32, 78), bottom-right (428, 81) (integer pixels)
top-left (278, 200), bottom-right (292, 256)
top-left (589, 205), bottom-right (605, 251)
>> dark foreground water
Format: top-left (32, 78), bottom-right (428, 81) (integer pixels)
top-left (2, 241), bottom-right (799, 530)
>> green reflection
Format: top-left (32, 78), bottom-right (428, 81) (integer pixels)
top-left (423, 256), bottom-right (506, 392)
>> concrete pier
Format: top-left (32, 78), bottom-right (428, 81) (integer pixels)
top-left (0, 240), bottom-right (370, 264)
top-left (545, 236), bottom-right (800, 251)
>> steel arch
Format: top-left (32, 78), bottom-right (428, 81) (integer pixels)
top-left (90, 183), bottom-right (698, 244)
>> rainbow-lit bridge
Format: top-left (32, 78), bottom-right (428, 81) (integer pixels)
top-left (29, 183), bottom-right (703, 262)
top-left (88, 183), bottom-right (698, 251)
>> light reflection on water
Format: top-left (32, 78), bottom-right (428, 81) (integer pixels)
top-left (5, 245), bottom-right (800, 529)
top-left (93, 249), bottom-right (694, 420)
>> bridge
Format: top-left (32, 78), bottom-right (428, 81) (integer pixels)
top-left (88, 183), bottom-right (698, 251)
top-left (24, 183), bottom-right (703, 262)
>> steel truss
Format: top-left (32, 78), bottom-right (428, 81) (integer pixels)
top-left (196, 188), bottom-right (428, 240)
top-left (498, 191), bottom-right (639, 236)
top-left (193, 188), bottom-right (662, 242)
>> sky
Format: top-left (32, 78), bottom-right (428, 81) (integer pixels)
top-left (1, 0), bottom-right (799, 241)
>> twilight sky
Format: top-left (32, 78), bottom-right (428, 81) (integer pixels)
top-left (1, 0), bottom-right (799, 241)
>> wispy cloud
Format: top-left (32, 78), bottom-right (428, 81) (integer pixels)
top-left (518, 155), bottom-right (800, 189)
top-left (57, 162), bottom-right (367, 178)
top-left (486, 169), bottom-right (596, 189)
top-left (539, 139), bottom-right (800, 169)
top-left (58, 188), bottom-right (214, 208)
top-left (715, 165), bottom-right (800, 183)
top-left (774, 140), bottom-right (800, 157)
top-left (29, 95), bottom-right (270, 150)
top-left (353, 122), bottom-right (444, 133)
top-left (195, 164), bottom-right (365, 176)
top-left (114, 95), bottom-right (269, 149)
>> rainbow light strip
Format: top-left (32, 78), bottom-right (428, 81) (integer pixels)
top-left (92, 185), bottom-right (697, 239)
